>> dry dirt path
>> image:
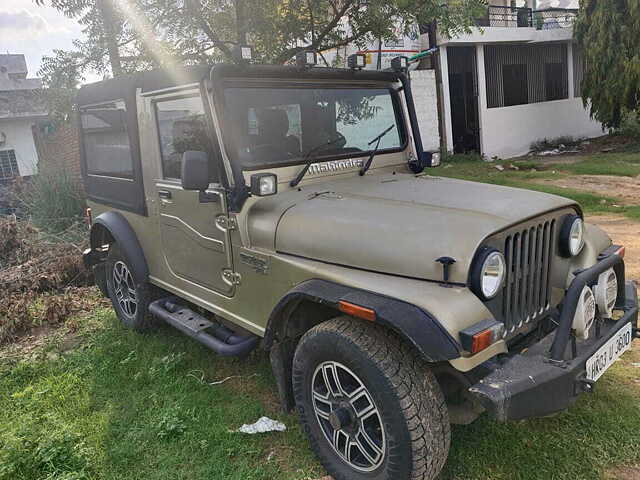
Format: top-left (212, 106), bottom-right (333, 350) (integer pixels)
top-left (535, 174), bottom-right (640, 205)
top-left (589, 214), bottom-right (640, 283)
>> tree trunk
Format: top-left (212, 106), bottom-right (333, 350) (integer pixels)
top-left (235, 0), bottom-right (247, 44)
top-left (97, 0), bottom-right (123, 76)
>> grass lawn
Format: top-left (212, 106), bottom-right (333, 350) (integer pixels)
top-left (2, 150), bottom-right (640, 480)
top-left (1, 307), bottom-right (639, 480)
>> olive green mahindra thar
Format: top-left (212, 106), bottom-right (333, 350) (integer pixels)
top-left (80, 62), bottom-right (638, 480)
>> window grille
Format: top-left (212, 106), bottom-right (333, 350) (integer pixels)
top-left (485, 44), bottom-right (568, 108)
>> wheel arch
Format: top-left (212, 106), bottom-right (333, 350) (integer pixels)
top-left (265, 279), bottom-right (461, 412)
top-left (90, 211), bottom-right (149, 284)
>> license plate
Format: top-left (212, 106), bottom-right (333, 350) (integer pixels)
top-left (585, 323), bottom-right (633, 382)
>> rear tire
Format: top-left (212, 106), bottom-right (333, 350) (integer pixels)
top-left (292, 316), bottom-right (450, 480)
top-left (105, 243), bottom-right (155, 331)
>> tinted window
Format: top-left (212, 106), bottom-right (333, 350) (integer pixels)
top-left (155, 95), bottom-right (216, 181)
top-left (80, 100), bottom-right (133, 178)
top-left (223, 87), bottom-right (403, 170)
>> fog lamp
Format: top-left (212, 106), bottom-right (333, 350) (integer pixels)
top-left (347, 53), bottom-right (366, 70)
top-left (250, 173), bottom-right (277, 196)
top-left (595, 268), bottom-right (618, 318)
top-left (573, 286), bottom-right (596, 340)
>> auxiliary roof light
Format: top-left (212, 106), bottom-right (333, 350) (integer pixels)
top-left (232, 44), bottom-right (254, 64)
top-left (296, 50), bottom-right (318, 69)
top-left (347, 53), bottom-right (366, 70)
top-left (390, 56), bottom-right (409, 72)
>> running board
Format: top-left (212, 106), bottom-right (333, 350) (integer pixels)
top-left (149, 297), bottom-right (259, 357)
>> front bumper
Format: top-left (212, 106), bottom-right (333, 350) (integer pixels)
top-left (469, 252), bottom-right (638, 422)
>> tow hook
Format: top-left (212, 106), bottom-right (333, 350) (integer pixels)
top-left (576, 377), bottom-right (596, 394)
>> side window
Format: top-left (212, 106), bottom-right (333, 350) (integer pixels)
top-left (80, 100), bottom-right (133, 178)
top-left (155, 95), bottom-right (217, 181)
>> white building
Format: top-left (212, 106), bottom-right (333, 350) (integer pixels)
top-left (436, 0), bottom-right (602, 159)
top-left (0, 54), bottom-right (46, 181)
top-left (323, 1), bottom-right (600, 160)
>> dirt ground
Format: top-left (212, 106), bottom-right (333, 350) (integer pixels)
top-left (589, 215), bottom-right (640, 283)
top-left (536, 175), bottom-right (640, 205)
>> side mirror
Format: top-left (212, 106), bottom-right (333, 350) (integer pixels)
top-left (250, 173), bottom-right (278, 196)
top-left (181, 151), bottom-right (209, 191)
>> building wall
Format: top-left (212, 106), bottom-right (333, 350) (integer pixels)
top-left (0, 119), bottom-right (40, 177)
top-left (480, 98), bottom-right (603, 158)
top-left (410, 70), bottom-right (441, 152)
top-left (31, 122), bottom-right (82, 182)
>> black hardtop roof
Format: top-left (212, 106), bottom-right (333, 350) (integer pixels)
top-left (77, 63), bottom-right (402, 106)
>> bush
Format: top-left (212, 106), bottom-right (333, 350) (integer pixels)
top-left (15, 170), bottom-right (85, 235)
top-left (615, 111), bottom-right (640, 138)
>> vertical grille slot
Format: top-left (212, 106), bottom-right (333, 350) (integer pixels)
top-left (502, 220), bottom-right (556, 335)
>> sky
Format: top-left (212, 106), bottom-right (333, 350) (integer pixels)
top-left (0, 0), bottom-right (88, 79)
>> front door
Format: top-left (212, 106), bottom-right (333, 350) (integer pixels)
top-left (447, 46), bottom-right (480, 154)
top-left (152, 90), bottom-right (234, 296)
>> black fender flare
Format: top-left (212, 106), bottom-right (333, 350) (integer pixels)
top-left (90, 211), bottom-right (149, 283)
top-left (265, 279), bottom-right (461, 362)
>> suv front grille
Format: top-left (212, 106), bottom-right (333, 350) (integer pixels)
top-left (501, 219), bottom-right (557, 336)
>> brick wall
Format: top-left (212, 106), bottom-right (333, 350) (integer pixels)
top-left (31, 122), bottom-right (82, 183)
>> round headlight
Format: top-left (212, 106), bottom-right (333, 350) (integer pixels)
top-left (471, 248), bottom-right (506, 300)
top-left (559, 215), bottom-right (584, 257)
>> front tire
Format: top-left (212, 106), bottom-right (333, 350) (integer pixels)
top-left (105, 243), bottom-right (155, 331)
top-left (292, 317), bottom-right (450, 480)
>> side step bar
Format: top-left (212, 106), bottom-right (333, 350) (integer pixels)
top-left (149, 297), bottom-right (259, 357)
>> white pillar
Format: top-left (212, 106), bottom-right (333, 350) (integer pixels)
top-left (439, 46), bottom-right (454, 153)
top-left (567, 41), bottom-right (575, 99)
top-left (476, 44), bottom-right (488, 157)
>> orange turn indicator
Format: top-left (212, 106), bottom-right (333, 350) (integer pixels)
top-left (338, 301), bottom-right (376, 322)
top-left (471, 329), bottom-right (494, 354)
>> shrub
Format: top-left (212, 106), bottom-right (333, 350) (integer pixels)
top-left (15, 170), bottom-right (85, 235)
top-left (615, 111), bottom-right (640, 138)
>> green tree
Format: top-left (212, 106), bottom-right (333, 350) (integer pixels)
top-left (37, 0), bottom-right (486, 119)
top-left (574, 0), bottom-right (640, 128)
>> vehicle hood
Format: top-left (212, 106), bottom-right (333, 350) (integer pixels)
top-left (248, 173), bottom-right (577, 284)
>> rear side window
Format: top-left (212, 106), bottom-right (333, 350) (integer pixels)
top-left (80, 100), bottom-right (133, 178)
top-left (155, 95), bottom-right (217, 181)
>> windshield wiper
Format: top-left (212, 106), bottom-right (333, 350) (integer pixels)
top-left (359, 124), bottom-right (396, 176)
top-left (289, 135), bottom-right (344, 187)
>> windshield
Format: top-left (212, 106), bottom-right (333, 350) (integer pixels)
top-left (222, 86), bottom-right (404, 170)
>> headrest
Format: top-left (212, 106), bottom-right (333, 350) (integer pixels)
top-left (258, 109), bottom-right (290, 138)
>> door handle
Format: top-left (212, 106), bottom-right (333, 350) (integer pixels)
top-left (158, 190), bottom-right (172, 200)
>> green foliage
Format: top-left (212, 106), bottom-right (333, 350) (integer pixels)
top-left (615, 111), bottom-right (640, 138)
top-left (16, 170), bottom-right (86, 235)
top-left (38, 0), bottom-right (486, 120)
top-left (574, 0), bottom-right (640, 128)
